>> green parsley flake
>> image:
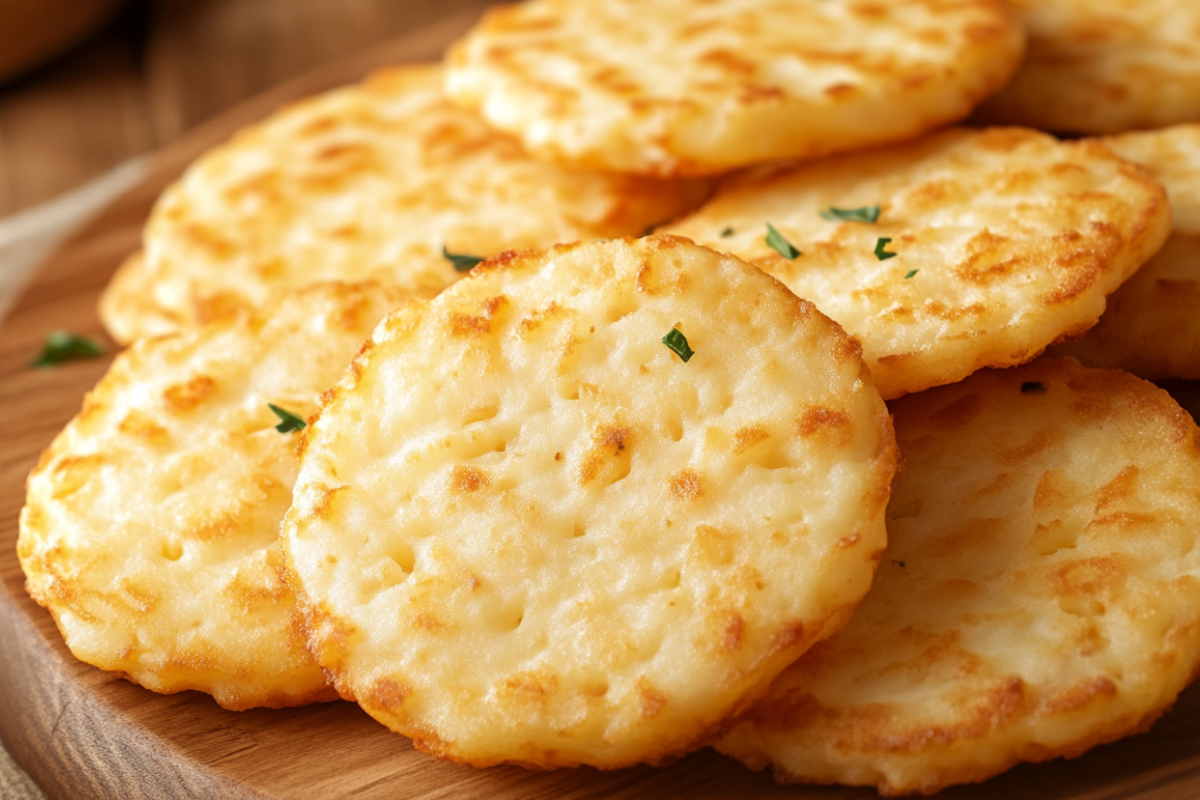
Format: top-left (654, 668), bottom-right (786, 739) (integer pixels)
top-left (719, 226), bottom-right (734, 238)
top-left (269, 404), bottom-right (307, 433)
top-left (661, 328), bottom-right (695, 363)
top-left (442, 246), bottom-right (484, 272)
top-left (904, 269), bottom-right (918, 279)
top-left (765, 223), bottom-right (800, 259)
top-left (875, 237), bottom-right (897, 261)
top-left (1020, 381), bottom-right (1047, 395)
top-left (820, 205), bottom-right (881, 224)
top-left (30, 331), bottom-right (104, 369)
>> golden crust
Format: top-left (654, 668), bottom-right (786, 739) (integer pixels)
top-left (975, 0), bottom-right (1200, 134)
top-left (100, 64), bottom-right (710, 344)
top-left (19, 282), bottom-right (410, 710)
top-left (665, 127), bottom-right (1171, 398)
top-left (718, 358), bottom-right (1200, 795)
top-left (446, 0), bottom-right (1024, 176)
top-left (282, 236), bottom-right (896, 768)
top-left (1052, 125), bottom-right (1200, 379)
top-left (98, 251), bottom-right (186, 344)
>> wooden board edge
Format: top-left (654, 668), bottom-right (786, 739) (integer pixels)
top-left (0, 581), bottom-right (260, 800)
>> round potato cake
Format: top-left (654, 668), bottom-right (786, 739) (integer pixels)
top-left (445, 0), bottom-right (1024, 176)
top-left (974, 0), bottom-right (1200, 135)
top-left (282, 236), bottom-right (897, 768)
top-left (19, 282), bottom-right (409, 710)
top-left (1051, 125), bottom-right (1200, 379)
top-left (99, 64), bottom-right (710, 344)
top-left (718, 358), bottom-right (1200, 795)
top-left (665, 127), bottom-right (1171, 399)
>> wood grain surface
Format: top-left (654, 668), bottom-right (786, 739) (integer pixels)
top-left (0, 0), bottom-right (501, 218)
top-left (3, 13), bottom-right (1200, 800)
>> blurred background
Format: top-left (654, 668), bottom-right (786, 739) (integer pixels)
top-left (0, 0), bottom-right (499, 218)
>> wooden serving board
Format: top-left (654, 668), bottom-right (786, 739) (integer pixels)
top-left (3, 12), bottom-right (1200, 800)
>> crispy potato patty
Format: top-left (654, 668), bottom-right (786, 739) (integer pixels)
top-left (975, 0), bottom-right (1200, 134)
top-left (666, 127), bottom-right (1170, 398)
top-left (719, 358), bottom-right (1200, 795)
top-left (100, 64), bottom-right (710, 344)
top-left (1052, 125), bottom-right (1200, 379)
top-left (446, 0), bottom-right (1024, 176)
top-left (282, 236), bottom-right (896, 768)
top-left (20, 283), bottom-right (407, 710)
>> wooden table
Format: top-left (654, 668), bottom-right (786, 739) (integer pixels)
top-left (0, 0), bottom-right (499, 219)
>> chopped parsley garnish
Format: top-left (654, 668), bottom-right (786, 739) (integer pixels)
top-left (820, 205), bottom-right (881, 224)
top-left (875, 237), bottom-right (897, 261)
top-left (719, 226), bottom-right (735, 238)
top-left (30, 331), bottom-right (104, 369)
top-left (442, 246), bottom-right (484, 272)
top-left (661, 328), bottom-right (695, 363)
top-left (765, 223), bottom-right (800, 259)
top-left (1020, 381), bottom-right (1047, 394)
top-left (269, 404), bottom-right (307, 433)
top-left (904, 269), bottom-right (918, 279)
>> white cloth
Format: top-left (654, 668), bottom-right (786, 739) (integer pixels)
top-left (0, 157), bottom-right (149, 800)
top-left (0, 746), bottom-right (42, 800)
top-left (0, 157), bottom-right (148, 321)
